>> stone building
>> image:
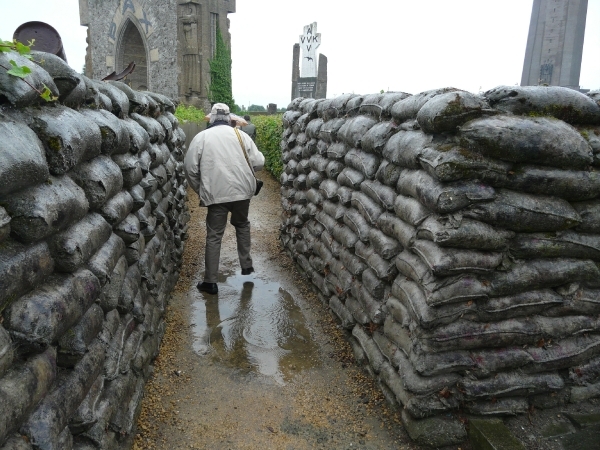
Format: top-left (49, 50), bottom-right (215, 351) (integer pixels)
top-left (521, 0), bottom-right (588, 89)
top-left (79, 0), bottom-right (235, 108)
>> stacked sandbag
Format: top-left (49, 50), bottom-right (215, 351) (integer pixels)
top-left (0, 50), bottom-right (188, 450)
top-left (280, 86), bottom-right (600, 447)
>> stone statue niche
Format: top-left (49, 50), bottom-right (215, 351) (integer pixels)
top-left (178, 1), bottom-right (203, 107)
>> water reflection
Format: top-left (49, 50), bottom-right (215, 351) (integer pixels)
top-left (191, 274), bottom-right (318, 384)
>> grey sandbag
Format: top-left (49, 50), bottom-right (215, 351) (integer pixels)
top-left (0, 240), bottom-right (54, 310)
top-left (11, 105), bottom-right (101, 175)
top-left (459, 115), bottom-right (593, 169)
top-left (119, 265), bottom-right (141, 315)
top-left (139, 172), bottom-right (158, 195)
top-left (319, 117), bottom-right (346, 143)
top-left (322, 200), bottom-right (346, 222)
top-left (360, 121), bottom-right (398, 154)
top-left (135, 200), bottom-right (152, 229)
top-left (306, 170), bottom-right (324, 189)
top-left (321, 230), bottom-right (342, 258)
top-left (113, 213), bottom-right (141, 244)
top-left (325, 160), bottom-right (345, 179)
top-left (397, 169), bottom-right (496, 214)
top-left (464, 188), bottom-right (581, 232)
top-left (488, 258), bottom-right (599, 296)
top-left (385, 295), bottom-right (412, 328)
top-left (99, 190), bottom-right (134, 226)
top-left (338, 247), bottom-right (367, 276)
top-left (351, 191), bottom-right (384, 225)
top-left (309, 254), bottom-right (326, 272)
top-left (87, 233), bottom-right (126, 286)
top-left (0, 119), bottom-right (49, 196)
top-left (376, 160), bottom-right (403, 187)
top-left (131, 113), bottom-right (165, 144)
top-left (485, 85), bottom-right (600, 125)
top-left (337, 116), bottom-right (377, 148)
top-left (79, 109), bottom-right (129, 156)
top-left (369, 228), bottom-right (401, 259)
top-left (365, 248), bottom-right (398, 279)
top-left (417, 91), bottom-right (492, 134)
top-left (0, 326), bottom-right (14, 379)
top-left (0, 51), bottom-right (58, 107)
top-left (360, 268), bottom-right (386, 300)
top-left (390, 87), bottom-right (461, 123)
top-left (343, 209), bottom-right (372, 242)
top-left (325, 93), bottom-right (358, 119)
top-left (345, 295), bottom-right (370, 325)
top-left (92, 80), bottom-right (130, 118)
top-left (352, 283), bottom-right (385, 324)
top-left (69, 155), bottom-right (124, 210)
top-left (69, 374), bottom-right (104, 434)
top-left (329, 296), bottom-right (355, 329)
top-left (305, 188), bottom-right (324, 206)
top-left (283, 110), bottom-right (302, 128)
top-left (294, 190), bottom-right (307, 206)
top-left (573, 199), bottom-right (600, 233)
top-left (2, 175), bottom-right (88, 244)
top-left (337, 186), bottom-right (353, 206)
top-left (123, 118), bottom-right (151, 154)
top-left (308, 154), bottom-right (329, 173)
top-left (524, 334), bottom-right (600, 373)
top-left (58, 304), bottom-right (104, 367)
top-left (21, 340), bottom-right (105, 449)
top-left (358, 93), bottom-right (384, 117)
top-left (458, 371), bottom-right (563, 399)
top-left (0, 207), bottom-right (9, 243)
top-left (112, 153), bottom-right (143, 189)
top-left (108, 81), bottom-right (149, 114)
top-left (468, 348), bottom-right (534, 379)
top-left (377, 212), bottom-right (415, 248)
top-left (99, 255), bottom-right (128, 312)
top-left (500, 165), bottom-right (600, 201)
top-left (393, 193), bottom-right (432, 226)
top-left (417, 215), bottom-right (515, 250)
top-left (391, 277), bottom-right (476, 329)
top-left (415, 315), bottom-right (597, 353)
top-left (305, 118), bottom-right (323, 139)
top-left (418, 145), bottom-right (512, 183)
top-left (477, 289), bottom-right (563, 321)
top-left (49, 212), bottom-right (112, 272)
top-left (326, 142), bottom-right (349, 160)
top-left (150, 164), bottom-right (168, 186)
top-left (3, 269), bottom-right (100, 350)
top-left (292, 174), bottom-right (307, 190)
top-left (345, 96), bottom-right (365, 117)
top-left (408, 347), bottom-right (474, 377)
top-left (360, 180), bottom-right (396, 210)
top-left (510, 230), bottom-right (600, 260)
top-left (382, 130), bottom-right (433, 169)
top-left (318, 179), bottom-right (340, 201)
top-left (0, 348), bottom-right (56, 444)
top-left (337, 167), bottom-right (365, 190)
top-left (410, 239), bottom-right (503, 276)
top-left (344, 148), bottom-right (380, 179)
top-left (331, 224), bottom-right (359, 249)
top-left (464, 397), bottom-right (528, 416)
top-left (378, 92), bottom-right (413, 117)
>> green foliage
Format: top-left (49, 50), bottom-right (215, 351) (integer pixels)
top-left (0, 38), bottom-right (57, 102)
top-left (207, 26), bottom-right (234, 108)
top-left (174, 104), bottom-right (207, 123)
top-left (248, 104), bottom-right (266, 112)
top-left (253, 115), bottom-right (283, 178)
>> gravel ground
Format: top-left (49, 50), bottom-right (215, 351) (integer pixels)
top-left (132, 171), bottom-right (433, 450)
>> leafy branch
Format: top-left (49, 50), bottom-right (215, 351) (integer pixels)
top-left (0, 39), bottom-right (57, 101)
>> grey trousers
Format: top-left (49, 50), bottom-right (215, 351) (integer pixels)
top-left (204, 199), bottom-right (252, 283)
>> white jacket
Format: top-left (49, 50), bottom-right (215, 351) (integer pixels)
top-left (184, 123), bottom-right (265, 206)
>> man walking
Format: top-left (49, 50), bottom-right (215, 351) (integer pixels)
top-left (241, 115), bottom-right (257, 141)
top-left (184, 103), bottom-right (265, 294)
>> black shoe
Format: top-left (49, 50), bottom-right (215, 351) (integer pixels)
top-left (241, 267), bottom-right (254, 275)
top-left (197, 282), bottom-right (218, 294)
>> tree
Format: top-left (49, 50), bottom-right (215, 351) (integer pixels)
top-left (248, 104), bottom-right (266, 112)
top-left (207, 26), bottom-right (234, 108)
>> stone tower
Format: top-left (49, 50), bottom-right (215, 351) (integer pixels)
top-left (521, 0), bottom-right (588, 89)
top-left (79, 0), bottom-right (235, 109)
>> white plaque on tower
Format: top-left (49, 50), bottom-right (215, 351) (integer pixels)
top-left (299, 22), bottom-right (320, 78)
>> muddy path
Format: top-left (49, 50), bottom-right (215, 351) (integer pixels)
top-left (132, 171), bottom-right (424, 450)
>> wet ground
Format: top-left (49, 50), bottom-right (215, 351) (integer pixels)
top-left (133, 172), bottom-right (424, 450)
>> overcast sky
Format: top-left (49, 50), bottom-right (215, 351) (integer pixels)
top-left (2, 0), bottom-right (599, 110)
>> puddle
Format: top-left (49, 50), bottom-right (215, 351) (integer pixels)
top-left (191, 273), bottom-right (319, 384)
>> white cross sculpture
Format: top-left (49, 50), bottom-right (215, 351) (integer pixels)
top-left (299, 22), bottom-right (321, 78)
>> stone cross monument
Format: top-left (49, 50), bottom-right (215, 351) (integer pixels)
top-left (300, 22), bottom-right (321, 78)
top-left (291, 22), bottom-right (327, 101)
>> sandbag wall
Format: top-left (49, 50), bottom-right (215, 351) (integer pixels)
top-left (280, 87), bottom-right (600, 447)
top-left (0, 50), bottom-right (189, 449)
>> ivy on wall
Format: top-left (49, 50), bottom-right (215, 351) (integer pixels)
top-left (207, 26), bottom-right (234, 108)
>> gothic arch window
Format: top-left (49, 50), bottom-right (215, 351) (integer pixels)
top-left (116, 19), bottom-right (148, 91)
